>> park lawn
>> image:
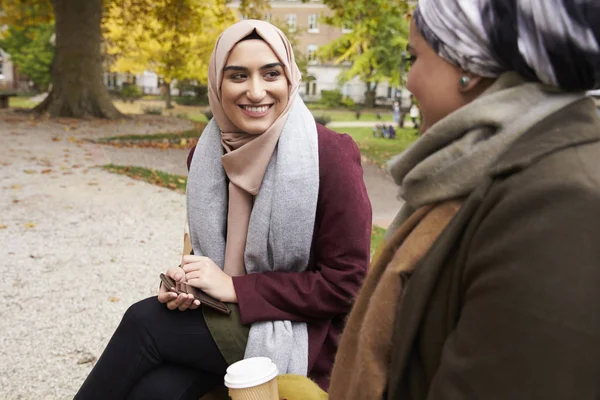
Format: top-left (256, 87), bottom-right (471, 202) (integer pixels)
top-left (97, 128), bottom-right (204, 143)
top-left (371, 225), bottom-right (387, 254)
top-left (9, 96), bottom-right (36, 109)
top-left (341, 126), bottom-right (418, 168)
top-left (113, 99), bottom-right (210, 122)
top-left (102, 164), bottom-right (188, 193)
top-left (310, 109), bottom-right (394, 122)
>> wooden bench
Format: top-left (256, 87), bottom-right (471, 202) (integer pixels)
top-left (0, 92), bottom-right (17, 109)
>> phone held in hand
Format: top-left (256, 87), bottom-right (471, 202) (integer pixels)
top-left (159, 273), bottom-right (231, 315)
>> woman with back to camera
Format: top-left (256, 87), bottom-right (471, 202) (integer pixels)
top-left (324, 0), bottom-right (600, 399)
top-left (74, 20), bottom-right (371, 400)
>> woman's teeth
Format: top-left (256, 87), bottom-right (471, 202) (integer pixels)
top-left (243, 105), bottom-right (269, 113)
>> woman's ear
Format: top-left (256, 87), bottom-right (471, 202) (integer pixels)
top-left (458, 72), bottom-right (485, 93)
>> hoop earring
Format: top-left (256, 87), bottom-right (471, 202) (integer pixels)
top-left (459, 75), bottom-right (471, 88)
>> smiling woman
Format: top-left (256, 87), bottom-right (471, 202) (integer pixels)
top-left (221, 40), bottom-right (288, 134)
top-left (75, 20), bottom-right (372, 400)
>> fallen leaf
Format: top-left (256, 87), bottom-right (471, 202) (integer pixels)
top-left (24, 222), bottom-right (36, 228)
top-left (12, 199), bottom-right (19, 204)
top-left (77, 354), bottom-right (97, 365)
top-left (88, 182), bottom-right (98, 186)
top-left (52, 137), bottom-right (62, 142)
top-left (0, 225), bottom-right (7, 229)
top-left (41, 169), bottom-right (53, 174)
top-left (23, 169), bottom-right (36, 174)
top-left (109, 296), bottom-right (120, 302)
top-left (10, 185), bottom-right (22, 190)
top-left (177, 178), bottom-right (186, 184)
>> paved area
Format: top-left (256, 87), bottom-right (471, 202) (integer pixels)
top-left (0, 111), bottom-right (403, 399)
top-left (0, 113), bottom-right (192, 399)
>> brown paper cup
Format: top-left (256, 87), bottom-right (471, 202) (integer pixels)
top-left (228, 378), bottom-right (278, 400)
top-left (224, 357), bottom-right (280, 400)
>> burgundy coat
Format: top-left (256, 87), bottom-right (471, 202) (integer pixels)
top-left (187, 123), bottom-right (372, 390)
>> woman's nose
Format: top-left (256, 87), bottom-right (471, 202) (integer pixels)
top-left (246, 78), bottom-right (266, 102)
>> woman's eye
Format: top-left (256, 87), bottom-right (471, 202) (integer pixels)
top-left (265, 70), bottom-right (281, 79)
top-left (229, 73), bottom-right (246, 80)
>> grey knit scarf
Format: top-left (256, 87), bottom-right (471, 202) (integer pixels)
top-left (387, 72), bottom-right (585, 236)
top-left (186, 97), bottom-right (319, 375)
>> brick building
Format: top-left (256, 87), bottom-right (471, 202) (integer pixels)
top-left (229, 0), bottom-right (401, 105)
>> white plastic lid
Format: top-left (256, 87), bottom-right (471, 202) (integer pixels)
top-left (224, 357), bottom-right (279, 389)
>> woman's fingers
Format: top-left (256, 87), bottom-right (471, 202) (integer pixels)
top-left (166, 266), bottom-right (185, 282)
top-left (189, 299), bottom-right (201, 310)
top-left (178, 294), bottom-right (195, 311)
top-left (157, 290), bottom-right (178, 304)
top-left (166, 293), bottom-right (188, 310)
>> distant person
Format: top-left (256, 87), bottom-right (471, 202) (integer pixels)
top-left (75, 19), bottom-right (371, 400)
top-left (392, 101), bottom-right (401, 126)
top-left (381, 124), bottom-right (389, 138)
top-left (387, 124), bottom-right (396, 139)
top-left (409, 103), bottom-right (420, 129)
top-left (373, 124), bottom-right (382, 138)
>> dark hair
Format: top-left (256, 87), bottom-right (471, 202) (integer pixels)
top-left (239, 29), bottom-right (264, 42)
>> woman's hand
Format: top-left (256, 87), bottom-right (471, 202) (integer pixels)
top-left (182, 255), bottom-right (238, 303)
top-left (157, 266), bottom-right (201, 311)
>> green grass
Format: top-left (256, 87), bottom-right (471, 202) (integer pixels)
top-left (310, 109), bottom-right (394, 122)
top-left (371, 225), bottom-right (387, 254)
top-left (102, 164), bottom-right (187, 192)
top-left (9, 96), bottom-right (36, 109)
top-left (341, 126), bottom-right (419, 168)
top-left (98, 128), bottom-right (204, 143)
top-left (186, 113), bottom-right (209, 123)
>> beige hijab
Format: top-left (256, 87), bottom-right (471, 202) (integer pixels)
top-left (207, 20), bottom-right (302, 276)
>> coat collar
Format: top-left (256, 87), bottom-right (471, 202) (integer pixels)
top-left (489, 98), bottom-right (600, 177)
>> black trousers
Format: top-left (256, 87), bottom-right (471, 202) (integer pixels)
top-left (74, 297), bottom-right (228, 400)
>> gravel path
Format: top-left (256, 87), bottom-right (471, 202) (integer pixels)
top-left (0, 112), bottom-right (193, 399)
top-left (0, 111), bottom-right (404, 399)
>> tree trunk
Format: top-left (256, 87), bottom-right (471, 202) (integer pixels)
top-left (33, 0), bottom-right (123, 119)
top-left (365, 82), bottom-right (377, 109)
top-left (164, 81), bottom-right (173, 109)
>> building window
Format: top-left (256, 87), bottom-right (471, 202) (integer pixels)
top-left (264, 13), bottom-right (271, 23)
top-left (307, 44), bottom-right (318, 64)
top-left (305, 80), bottom-right (317, 96)
top-left (287, 14), bottom-right (297, 32)
top-left (308, 14), bottom-right (319, 33)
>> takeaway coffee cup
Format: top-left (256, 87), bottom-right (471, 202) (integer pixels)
top-left (224, 357), bottom-right (279, 400)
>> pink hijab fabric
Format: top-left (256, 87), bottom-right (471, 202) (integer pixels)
top-left (207, 20), bottom-right (302, 277)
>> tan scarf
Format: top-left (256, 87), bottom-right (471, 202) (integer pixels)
top-left (328, 200), bottom-right (462, 400)
top-left (207, 20), bottom-right (302, 276)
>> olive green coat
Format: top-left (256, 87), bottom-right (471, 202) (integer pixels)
top-left (388, 99), bottom-right (600, 399)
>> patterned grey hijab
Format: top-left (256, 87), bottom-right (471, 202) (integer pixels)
top-left (414, 0), bottom-right (600, 91)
